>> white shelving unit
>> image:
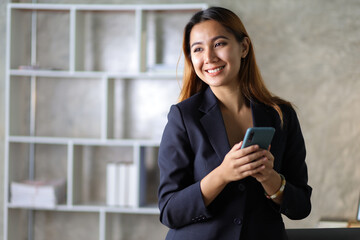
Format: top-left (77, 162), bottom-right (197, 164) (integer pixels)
top-left (4, 3), bottom-right (207, 240)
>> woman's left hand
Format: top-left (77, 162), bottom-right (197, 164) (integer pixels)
top-left (251, 149), bottom-right (283, 204)
top-left (251, 149), bottom-right (276, 183)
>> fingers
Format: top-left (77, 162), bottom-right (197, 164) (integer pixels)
top-left (237, 148), bottom-right (275, 180)
top-left (231, 142), bottom-right (273, 160)
top-left (237, 148), bottom-right (267, 165)
top-left (242, 157), bottom-right (267, 171)
top-left (223, 143), bottom-right (276, 182)
top-left (229, 144), bottom-right (260, 160)
top-left (236, 158), bottom-right (267, 178)
top-left (250, 151), bottom-right (276, 183)
top-left (230, 141), bottom-right (242, 151)
top-left (262, 149), bottom-right (274, 161)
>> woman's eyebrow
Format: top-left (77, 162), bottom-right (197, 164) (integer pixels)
top-left (191, 41), bottom-right (202, 49)
top-left (190, 35), bottom-right (229, 49)
top-left (212, 35), bottom-right (229, 41)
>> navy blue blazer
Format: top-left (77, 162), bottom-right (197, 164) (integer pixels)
top-left (158, 87), bottom-right (312, 240)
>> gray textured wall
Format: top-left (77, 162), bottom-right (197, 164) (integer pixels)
top-left (1, 0), bottom-right (360, 239)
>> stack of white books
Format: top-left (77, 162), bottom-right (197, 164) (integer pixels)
top-left (10, 178), bottom-right (66, 208)
top-left (106, 162), bottom-right (139, 208)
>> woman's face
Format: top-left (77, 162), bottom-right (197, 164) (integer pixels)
top-left (189, 20), bottom-right (248, 90)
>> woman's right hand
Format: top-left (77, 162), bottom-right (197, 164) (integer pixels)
top-left (218, 142), bottom-right (268, 184)
top-left (200, 142), bottom-right (267, 206)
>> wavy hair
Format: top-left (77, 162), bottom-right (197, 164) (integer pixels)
top-left (179, 7), bottom-right (291, 125)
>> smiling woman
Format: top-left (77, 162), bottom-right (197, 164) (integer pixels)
top-left (189, 20), bottom-right (246, 91)
top-left (158, 6), bottom-right (312, 240)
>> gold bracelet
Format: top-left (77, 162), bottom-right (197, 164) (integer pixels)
top-left (265, 174), bottom-right (286, 199)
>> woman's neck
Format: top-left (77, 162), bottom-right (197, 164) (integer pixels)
top-left (211, 85), bottom-right (253, 146)
top-left (211, 85), bottom-right (245, 113)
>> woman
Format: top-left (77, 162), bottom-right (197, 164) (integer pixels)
top-left (158, 7), bottom-right (312, 240)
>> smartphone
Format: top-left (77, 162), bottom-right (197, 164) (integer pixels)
top-left (241, 127), bottom-right (275, 149)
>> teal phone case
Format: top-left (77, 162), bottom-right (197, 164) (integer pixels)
top-left (241, 127), bottom-right (275, 149)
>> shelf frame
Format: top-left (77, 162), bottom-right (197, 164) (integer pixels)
top-left (4, 3), bottom-right (208, 240)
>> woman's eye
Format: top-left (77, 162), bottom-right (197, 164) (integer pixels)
top-left (193, 47), bottom-right (202, 53)
top-left (215, 42), bottom-right (226, 47)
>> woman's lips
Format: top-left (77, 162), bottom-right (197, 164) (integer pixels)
top-left (206, 66), bottom-right (224, 74)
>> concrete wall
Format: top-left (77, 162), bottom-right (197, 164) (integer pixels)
top-left (1, 0), bottom-right (360, 239)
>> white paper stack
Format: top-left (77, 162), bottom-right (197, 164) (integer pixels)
top-left (106, 162), bottom-right (139, 208)
top-left (106, 163), bottom-right (118, 206)
top-left (10, 178), bottom-right (66, 208)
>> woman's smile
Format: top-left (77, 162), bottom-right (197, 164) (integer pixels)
top-left (206, 66), bottom-right (225, 74)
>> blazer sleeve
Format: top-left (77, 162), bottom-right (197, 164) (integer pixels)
top-left (279, 106), bottom-right (312, 220)
top-left (158, 105), bottom-right (213, 229)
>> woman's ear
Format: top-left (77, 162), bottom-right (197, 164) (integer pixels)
top-left (240, 37), bottom-right (250, 58)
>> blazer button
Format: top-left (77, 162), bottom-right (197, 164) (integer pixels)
top-left (238, 183), bottom-right (246, 192)
top-left (233, 218), bottom-right (242, 225)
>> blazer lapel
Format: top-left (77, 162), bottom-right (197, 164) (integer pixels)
top-left (199, 88), bottom-right (230, 163)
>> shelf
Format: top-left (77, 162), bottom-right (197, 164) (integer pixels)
top-left (7, 203), bottom-right (159, 215)
top-left (8, 3), bottom-right (207, 73)
top-left (8, 135), bottom-right (160, 146)
top-left (7, 141), bottom-right (160, 205)
top-left (4, 3), bottom-right (208, 240)
top-left (8, 75), bottom-right (177, 139)
top-left (9, 69), bottom-right (182, 79)
top-left (9, 3), bottom-right (208, 11)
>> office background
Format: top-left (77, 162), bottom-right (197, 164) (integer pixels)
top-left (1, 0), bottom-right (360, 239)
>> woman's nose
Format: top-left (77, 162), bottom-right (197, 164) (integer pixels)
top-left (204, 48), bottom-right (218, 63)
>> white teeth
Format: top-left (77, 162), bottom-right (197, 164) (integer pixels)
top-left (207, 67), bottom-right (223, 74)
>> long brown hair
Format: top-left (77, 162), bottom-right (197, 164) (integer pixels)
top-left (179, 7), bottom-right (291, 125)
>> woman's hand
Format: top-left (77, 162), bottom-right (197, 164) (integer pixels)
top-left (223, 143), bottom-right (284, 204)
top-left (200, 141), bottom-right (266, 206)
top-left (217, 142), bottom-right (269, 184)
top-left (251, 147), bottom-right (275, 183)
top-left (250, 148), bottom-right (284, 205)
